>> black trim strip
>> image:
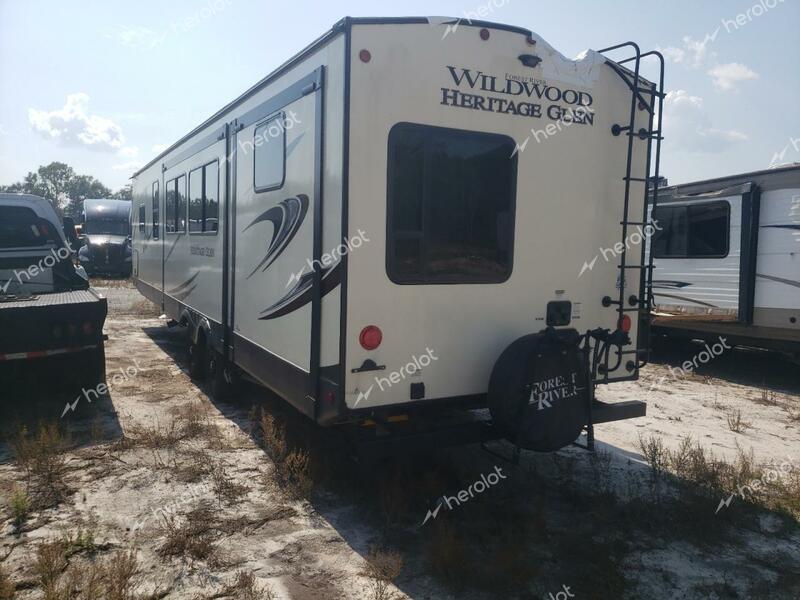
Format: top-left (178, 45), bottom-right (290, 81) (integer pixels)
top-left (739, 186), bottom-right (760, 324)
top-left (762, 224), bottom-right (800, 231)
top-left (309, 67), bottom-right (326, 405)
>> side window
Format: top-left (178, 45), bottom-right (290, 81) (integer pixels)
top-left (189, 161), bottom-right (219, 234)
top-left (165, 175), bottom-right (187, 234)
top-left (138, 204), bottom-right (145, 233)
top-left (152, 181), bottom-right (159, 240)
top-left (165, 180), bottom-right (176, 234)
top-left (387, 123), bottom-right (516, 284)
top-left (254, 114), bottom-right (286, 191)
top-left (652, 202), bottom-right (729, 258)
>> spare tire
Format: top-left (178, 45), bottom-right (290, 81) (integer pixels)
top-left (488, 328), bottom-right (589, 452)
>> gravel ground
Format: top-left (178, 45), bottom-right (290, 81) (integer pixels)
top-left (0, 280), bottom-right (798, 599)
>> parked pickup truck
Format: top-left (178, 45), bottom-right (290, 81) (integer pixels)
top-left (0, 193), bottom-right (107, 392)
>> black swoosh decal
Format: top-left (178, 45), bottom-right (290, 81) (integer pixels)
top-left (653, 292), bottom-right (718, 308)
top-left (259, 263), bottom-right (341, 320)
top-left (757, 273), bottom-right (800, 289)
top-left (651, 280), bottom-right (691, 289)
top-left (168, 272), bottom-right (199, 294)
top-left (286, 132), bottom-right (305, 158)
top-left (173, 284), bottom-right (197, 301)
top-left (761, 224), bottom-right (800, 231)
top-left (244, 195), bottom-right (309, 278)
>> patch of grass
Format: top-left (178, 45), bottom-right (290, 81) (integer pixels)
top-left (35, 540), bottom-right (68, 600)
top-left (361, 548), bottom-right (403, 600)
top-left (211, 463), bottom-right (249, 506)
top-left (157, 504), bottom-right (218, 562)
top-left (219, 571), bottom-right (275, 600)
top-left (60, 527), bottom-right (97, 558)
top-left (258, 410), bottom-right (313, 499)
top-left (9, 485), bottom-right (30, 532)
top-left (0, 564), bottom-right (14, 599)
top-left (13, 423), bottom-right (70, 509)
top-left (726, 408), bottom-right (751, 433)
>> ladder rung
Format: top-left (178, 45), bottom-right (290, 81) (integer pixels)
top-left (620, 307), bottom-right (644, 312)
top-left (623, 177), bottom-right (649, 182)
top-left (618, 265), bottom-right (650, 269)
top-left (620, 221), bottom-right (649, 226)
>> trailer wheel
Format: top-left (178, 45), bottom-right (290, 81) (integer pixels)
top-left (209, 349), bottom-right (240, 400)
top-left (189, 333), bottom-right (208, 381)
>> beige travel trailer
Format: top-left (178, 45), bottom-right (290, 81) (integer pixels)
top-left (130, 17), bottom-right (665, 454)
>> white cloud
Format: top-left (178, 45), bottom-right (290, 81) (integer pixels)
top-left (151, 143), bottom-right (168, 154)
top-left (661, 90), bottom-right (748, 153)
top-left (707, 62), bottom-right (759, 91)
top-left (112, 161), bottom-right (143, 172)
top-left (119, 146), bottom-right (139, 158)
top-left (28, 93), bottom-right (125, 152)
top-left (659, 46), bottom-right (685, 64)
top-left (105, 25), bottom-right (167, 49)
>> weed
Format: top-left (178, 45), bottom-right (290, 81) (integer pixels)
top-left (221, 571), bottom-right (275, 600)
top-left (0, 564), bottom-right (13, 599)
top-left (211, 463), bottom-right (249, 506)
top-left (157, 504), bottom-right (218, 562)
top-left (362, 548), bottom-right (403, 600)
top-left (726, 408), bottom-right (751, 433)
top-left (13, 423), bottom-right (70, 508)
top-left (9, 485), bottom-right (29, 532)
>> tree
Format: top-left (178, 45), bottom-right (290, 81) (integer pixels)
top-left (112, 184), bottom-right (132, 201)
top-left (64, 175), bottom-right (112, 217)
top-left (0, 162), bottom-right (112, 218)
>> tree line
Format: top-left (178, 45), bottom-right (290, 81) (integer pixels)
top-left (0, 162), bottom-right (131, 218)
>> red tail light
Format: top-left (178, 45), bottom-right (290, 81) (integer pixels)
top-left (620, 315), bottom-right (632, 333)
top-left (359, 325), bottom-right (382, 350)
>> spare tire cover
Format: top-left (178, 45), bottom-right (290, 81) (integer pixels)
top-left (488, 329), bottom-right (589, 452)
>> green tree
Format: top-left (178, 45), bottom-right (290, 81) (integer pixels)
top-left (64, 175), bottom-right (112, 217)
top-left (111, 184), bottom-right (132, 201)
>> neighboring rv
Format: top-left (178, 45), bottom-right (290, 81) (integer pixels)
top-left (131, 17), bottom-right (665, 453)
top-left (648, 164), bottom-right (800, 356)
top-left (78, 199), bottom-right (132, 277)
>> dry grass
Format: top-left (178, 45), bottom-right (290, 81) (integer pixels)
top-left (0, 564), bottom-right (14, 599)
top-left (8, 485), bottom-right (30, 532)
top-left (214, 571), bottom-right (275, 600)
top-left (211, 462), bottom-right (249, 506)
top-left (361, 548), bottom-right (403, 600)
top-left (157, 504), bottom-right (218, 562)
top-left (13, 423), bottom-right (70, 509)
top-left (35, 539), bottom-right (139, 600)
top-left (638, 434), bottom-right (800, 518)
top-left (258, 410), bottom-right (313, 499)
top-left (726, 408), bottom-right (752, 433)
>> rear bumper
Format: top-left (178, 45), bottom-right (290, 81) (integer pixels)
top-left (0, 343), bottom-right (101, 362)
top-left (591, 399), bottom-right (647, 423)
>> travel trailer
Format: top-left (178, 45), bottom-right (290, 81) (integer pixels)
top-left (649, 164), bottom-right (800, 357)
top-left (131, 17), bottom-right (666, 453)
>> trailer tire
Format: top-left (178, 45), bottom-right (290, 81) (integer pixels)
top-left (209, 350), bottom-right (240, 400)
top-left (189, 333), bottom-right (208, 381)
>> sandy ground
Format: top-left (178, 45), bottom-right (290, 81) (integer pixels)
top-left (0, 281), bottom-right (798, 599)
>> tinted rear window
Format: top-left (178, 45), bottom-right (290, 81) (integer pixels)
top-left (0, 206), bottom-right (60, 248)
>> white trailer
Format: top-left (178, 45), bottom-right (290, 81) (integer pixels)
top-left (649, 164), bottom-right (800, 356)
top-left (131, 17), bottom-right (664, 452)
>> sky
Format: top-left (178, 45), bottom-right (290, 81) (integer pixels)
top-left (1, 0), bottom-right (798, 191)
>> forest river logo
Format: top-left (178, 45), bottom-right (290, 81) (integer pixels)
top-left (528, 372), bottom-right (580, 410)
top-left (440, 66), bottom-right (595, 125)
